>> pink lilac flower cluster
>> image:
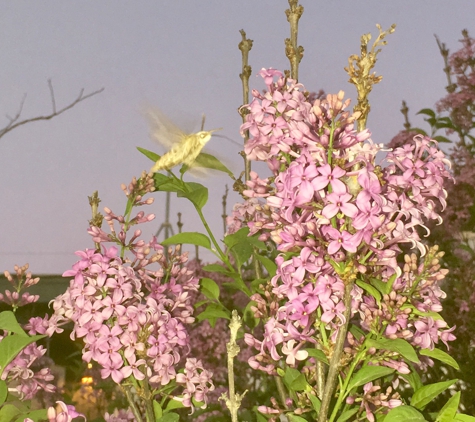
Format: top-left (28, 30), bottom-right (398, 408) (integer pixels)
top-left (104, 408), bottom-right (136, 422)
top-left (229, 69), bottom-right (455, 413)
top-left (45, 401), bottom-right (85, 422)
top-left (50, 177), bottom-right (214, 411)
top-left (437, 30), bottom-right (475, 133)
top-left (0, 265), bottom-right (62, 401)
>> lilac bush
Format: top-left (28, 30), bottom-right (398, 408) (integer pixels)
top-left (2, 5), bottom-right (474, 422)
top-left (221, 69), bottom-right (460, 421)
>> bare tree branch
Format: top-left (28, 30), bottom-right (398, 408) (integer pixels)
top-left (0, 80), bottom-right (104, 140)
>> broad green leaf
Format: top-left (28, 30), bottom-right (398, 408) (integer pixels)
top-left (153, 400), bottom-right (163, 419)
top-left (256, 412), bottom-right (268, 422)
top-left (0, 403), bottom-right (21, 422)
top-left (409, 127), bottom-right (428, 136)
top-left (336, 408), bottom-right (359, 422)
top-left (0, 379), bottom-right (7, 405)
top-left (195, 304), bottom-right (230, 322)
top-left (193, 152), bottom-right (235, 178)
top-left (0, 311), bottom-right (27, 336)
top-left (202, 264), bottom-right (227, 273)
top-left (225, 227), bottom-right (265, 249)
top-left (401, 305), bottom-right (443, 321)
top-left (137, 146), bottom-right (160, 162)
top-left (255, 254), bottom-right (277, 276)
top-left (384, 405), bottom-right (427, 422)
top-left (0, 334), bottom-right (45, 374)
top-left (283, 367), bottom-right (308, 392)
top-left (366, 338), bottom-right (420, 364)
top-left (411, 379), bottom-right (457, 410)
top-left (307, 393), bottom-right (321, 413)
top-left (161, 232), bottom-right (211, 250)
top-left (401, 367), bottom-right (423, 391)
top-left (163, 399), bottom-right (185, 412)
top-left (200, 278), bottom-right (220, 301)
top-left (432, 135), bottom-right (452, 143)
top-left (417, 108), bottom-right (436, 118)
top-left (370, 277), bottom-right (391, 295)
top-left (14, 409), bottom-right (48, 422)
top-left (346, 366), bottom-right (395, 392)
top-left (356, 279), bottom-right (382, 304)
top-left (436, 391), bottom-right (460, 422)
top-left (420, 348), bottom-right (460, 371)
top-left (156, 413), bottom-right (179, 422)
top-left (288, 415), bottom-right (308, 422)
top-left (304, 348), bottom-right (329, 364)
top-left (179, 182), bottom-right (208, 210)
top-left (455, 415), bottom-right (475, 422)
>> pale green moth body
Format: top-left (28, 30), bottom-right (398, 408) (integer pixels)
top-left (146, 108), bottom-right (217, 173)
top-left (150, 130), bottom-right (212, 172)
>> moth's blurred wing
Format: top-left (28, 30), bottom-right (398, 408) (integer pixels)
top-left (144, 107), bottom-right (188, 150)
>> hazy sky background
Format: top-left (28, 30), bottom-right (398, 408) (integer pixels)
top-left (1, 1), bottom-right (474, 274)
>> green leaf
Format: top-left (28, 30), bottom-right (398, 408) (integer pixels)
top-left (283, 367), bottom-right (308, 392)
top-left (0, 334), bottom-right (45, 374)
top-left (202, 264), bottom-right (227, 273)
top-left (346, 366), bottom-right (395, 392)
top-left (419, 348), bottom-right (460, 371)
top-left (255, 411), bottom-right (268, 422)
top-left (417, 108), bottom-right (436, 118)
top-left (200, 278), bottom-right (220, 301)
top-left (137, 146), bottom-right (161, 162)
top-left (193, 152), bottom-right (235, 178)
top-left (366, 338), bottom-right (420, 364)
top-left (307, 393), bottom-right (321, 413)
top-left (409, 127), bottom-right (429, 136)
top-left (304, 348), bottom-right (329, 364)
top-left (161, 232), bottom-right (211, 250)
top-left (255, 254), bottom-right (277, 276)
top-left (179, 182), bottom-right (208, 210)
top-left (336, 408), bottom-right (359, 422)
top-left (356, 279), bottom-right (382, 304)
top-left (153, 400), bottom-right (163, 419)
top-left (163, 399), bottom-right (185, 412)
top-left (0, 380), bottom-right (7, 406)
top-left (370, 277), bottom-right (391, 295)
top-left (455, 415), bottom-right (475, 422)
top-left (384, 405), bottom-right (427, 422)
top-left (432, 135), bottom-right (452, 143)
top-left (225, 227), bottom-right (265, 269)
top-left (436, 392), bottom-right (460, 422)
top-left (0, 312), bottom-right (27, 336)
top-left (156, 413), bottom-right (179, 422)
top-left (401, 367), bottom-right (423, 391)
top-left (411, 379), bottom-right (457, 410)
top-left (0, 403), bottom-right (21, 422)
top-left (288, 415), bottom-right (309, 422)
top-left (14, 409), bottom-right (48, 422)
top-left (195, 303), bottom-right (230, 322)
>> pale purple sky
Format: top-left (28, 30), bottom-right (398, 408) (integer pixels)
top-left (1, 2), bottom-right (474, 273)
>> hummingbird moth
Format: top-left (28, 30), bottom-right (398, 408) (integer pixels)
top-left (145, 108), bottom-right (220, 174)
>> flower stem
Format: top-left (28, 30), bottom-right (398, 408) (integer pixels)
top-left (123, 385), bottom-right (144, 422)
top-left (317, 281), bottom-right (353, 422)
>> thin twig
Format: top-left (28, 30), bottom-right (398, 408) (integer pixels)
top-left (0, 81), bottom-right (104, 140)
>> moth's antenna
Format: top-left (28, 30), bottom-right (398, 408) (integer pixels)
top-left (201, 114), bottom-right (206, 131)
top-left (214, 133), bottom-right (243, 147)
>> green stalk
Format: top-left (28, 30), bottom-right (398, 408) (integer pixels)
top-left (328, 347), bottom-right (366, 422)
top-left (317, 281), bottom-right (353, 422)
top-left (123, 385), bottom-right (144, 422)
